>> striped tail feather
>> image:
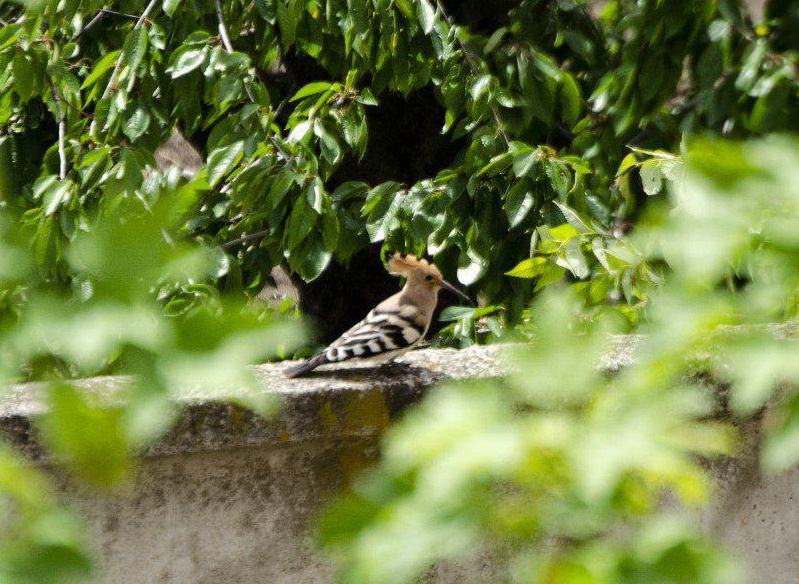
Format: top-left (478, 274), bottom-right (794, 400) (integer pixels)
top-left (284, 306), bottom-right (428, 378)
top-left (283, 352), bottom-right (329, 378)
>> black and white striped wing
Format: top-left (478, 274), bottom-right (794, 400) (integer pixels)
top-left (323, 307), bottom-right (427, 363)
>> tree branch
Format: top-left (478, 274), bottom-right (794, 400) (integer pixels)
top-left (214, 0), bottom-right (235, 53)
top-left (213, 0), bottom-right (293, 165)
top-left (75, 8), bottom-right (150, 40)
top-left (214, 0), bottom-right (296, 252)
top-left (432, 0), bottom-right (510, 146)
top-left (221, 229), bottom-right (270, 251)
top-left (74, 9), bottom-right (107, 39)
top-left (49, 82), bottom-right (68, 180)
top-left (89, 0), bottom-right (160, 137)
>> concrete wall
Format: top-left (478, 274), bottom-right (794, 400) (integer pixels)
top-left (0, 344), bottom-right (796, 584)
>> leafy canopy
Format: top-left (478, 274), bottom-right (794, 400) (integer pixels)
top-left (2, 0), bottom-right (799, 583)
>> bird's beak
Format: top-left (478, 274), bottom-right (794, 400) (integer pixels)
top-left (440, 279), bottom-right (475, 305)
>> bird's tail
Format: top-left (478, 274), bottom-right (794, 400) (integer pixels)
top-left (283, 352), bottom-right (329, 378)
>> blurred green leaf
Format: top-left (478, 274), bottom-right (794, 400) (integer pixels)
top-left (38, 383), bottom-right (130, 488)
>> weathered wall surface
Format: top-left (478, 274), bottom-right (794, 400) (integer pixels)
top-left (64, 442), bottom-right (367, 584)
top-left (705, 452), bottom-right (799, 584)
top-left (1, 343), bottom-right (797, 584)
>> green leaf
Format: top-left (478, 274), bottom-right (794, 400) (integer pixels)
top-left (123, 104), bottom-right (151, 142)
top-left (255, 0), bottom-right (276, 21)
top-left (484, 28), bottom-right (507, 54)
top-left (305, 178), bottom-right (325, 213)
top-left (277, 0), bottom-right (304, 48)
top-left (321, 210), bottom-right (340, 251)
top-left (123, 25), bottom-right (149, 73)
top-left (545, 223), bottom-right (579, 243)
top-left (12, 52), bottom-right (38, 103)
top-left (366, 196), bottom-right (403, 242)
top-left (560, 72), bottom-right (582, 126)
top-left (640, 159), bottom-right (664, 196)
top-left (735, 39), bottom-right (767, 94)
top-left (314, 120), bottom-right (343, 164)
top-left (750, 79), bottom-right (791, 132)
top-left (286, 195), bottom-right (316, 251)
top-left (163, 0), bottom-right (183, 18)
top-left (81, 50), bottom-right (120, 90)
top-left (32, 175), bottom-right (59, 201)
top-left (287, 120), bottom-right (312, 143)
top-left (207, 141), bottom-right (244, 187)
top-left (512, 146), bottom-right (541, 177)
top-left (762, 396), bottom-right (799, 475)
top-left (38, 383), bottom-right (130, 487)
top-left (266, 170), bottom-right (297, 210)
top-left (42, 181), bottom-right (73, 216)
top-left (417, 0), bottom-right (436, 33)
top-left (560, 237), bottom-right (589, 279)
top-left (291, 236), bottom-right (331, 281)
top-left (457, 248), bottom-right (488, 286)
top-left (356, 88), bottom-right (379, 106)
top-left (394, 0), bottom-right (414, 17)
top-left (470, 75), bottom-right (492, 102)
top-left (362, 181), bottom-right (401, 216)
top-left (0, 135), bottom-right (18, 197)
top-left (168, 47), bottom-right (207, 79)
top-left (290, 81), bottom-right (334, 102)
top-left (616, 153), bottom-right (639, 177)
top-left (0, 22), bottom-right (21, 51)
top-left (553, 202), bottom-right (591, 233)
top-left (0, 515), bottom-right (93, 584)
top-left (533, 53), bottom-right (562, 82)
top-left (544, 161), bottom-right (570, 197)
top-left (504, 181), bottom-right (535, 228)
top-left (505, 256), bottom-right (547, 278)
top-left (476, 151), bottom-right (512, 178)
top-left (439, 306), bottom-right (475, 322)
top-left (332, 181), bottom-right (369, 202)
top-left (339, 107), bottom-right (364, 151)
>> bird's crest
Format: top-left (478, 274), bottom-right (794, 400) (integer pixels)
top-left (387, 252), bottom-right (442, 278)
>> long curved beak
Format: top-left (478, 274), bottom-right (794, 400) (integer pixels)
top-left (441, 279), bottom-right (475, 305)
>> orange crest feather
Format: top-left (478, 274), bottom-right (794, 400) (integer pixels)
top-left (387, 252), bottom-right (442, 278)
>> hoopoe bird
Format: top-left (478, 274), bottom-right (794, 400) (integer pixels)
top-left (284, 253), bottom-right (472, 378)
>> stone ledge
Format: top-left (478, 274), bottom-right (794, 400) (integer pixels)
top-left (0, 344), bottom-right (516, 461)
top-left (4, 333), bottom-right (799, 584)
top-left (8, 325), bottom-right (793, 461)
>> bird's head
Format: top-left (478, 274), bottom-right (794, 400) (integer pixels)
top-left (388, 252), bottom-right (473, 304)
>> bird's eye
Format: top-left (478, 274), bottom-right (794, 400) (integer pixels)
top-left (424, 274), bottom-right (434, 281)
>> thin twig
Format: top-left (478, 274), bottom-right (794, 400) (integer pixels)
top-left (89, 0), bottom-right (160, 136)
top-left (49, 81), bottom-right (68, 180)
top-left (432, 0), bottom-right (510, 146)
top-left (221, 229), bottom-right (270, 251)
top-left (100, 9), bottom-right (143, 21)
top-left (272, 93), bottom-right (291, 120)
top-left (213, 0), bottom-right (292, 163)
top-left (74, 9), bottom-right (107, 39)
top-left (75, 8), bottom-right (149, 40)
top-left (215, 0), bottom-right (235, 53)
top-left (99, 0), bottom-right (158, 100)
top-left (214, 0), bottom-right (257, 103)
top-left (213, 4), bottom-right (276, 252)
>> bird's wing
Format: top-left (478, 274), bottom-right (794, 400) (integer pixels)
top-left (323, 304), bottom-right (428, 363)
